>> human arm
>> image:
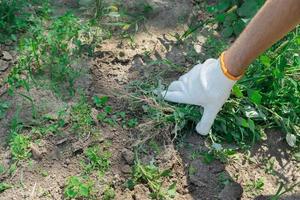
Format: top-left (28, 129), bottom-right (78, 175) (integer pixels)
top-left (162, 0), bottom-right (300, 135)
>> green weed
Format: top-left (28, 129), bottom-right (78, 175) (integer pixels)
top-left (0, 182), bottom-right (12, 193)
top-left (102, 185), bottom-right (115, 200)
top-left (9, 134), bottom-right (31, 161)
top-left (206, 0), bottom-right (264, 37)
top-left (245, 178), bottom-right (264, 195)
top-left (71, 97), bottom-right (94, 136)
top-left (93, 95), bottom-right (139, 128)
top-left (83, 145), bottom-right (111, 176)
top-left (270, 182), bottom-right (299, 200)
top-left (126, 160), bottom-right (176, 199)
top-left (6, 12), bottom-right (89, 96)
top-left (64, 176), bottom-right (95, 200)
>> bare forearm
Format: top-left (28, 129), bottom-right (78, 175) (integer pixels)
top-left (224, 0), bottom-right (300, 76)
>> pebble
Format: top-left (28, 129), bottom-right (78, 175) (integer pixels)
top-left (2, 51), bottom-right (13, 61)
top-left (122, 148), bottom-right (134, 165)
top-left (0, 60), bottom-right (9, 71)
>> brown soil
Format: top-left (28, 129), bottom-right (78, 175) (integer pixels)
top-left (0, 0), bottom-right (299, 200)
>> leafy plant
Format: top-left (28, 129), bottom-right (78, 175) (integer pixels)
top-left (270, 182), bottom-right (299, 200)
top-left (83, 145), bottom-right (111, 175)
top-left (64, 176), bottom-right (94, 199)
top-left (71, 96), bottom-right (94, 135)
top-left (207, 0), bottom-right (264, 37)
top-left (0, 182), bottom-right (12, 193)
top-left (126, 161), bottom-right (176, 199)
top-left (245, 178), bottom-right (264, 195)
top-left (6, 12), bottom-right (88, 96)
top-left (102, 185), bottom-right (115, 200)
top-left (9, 134), bottom-right (31, 161)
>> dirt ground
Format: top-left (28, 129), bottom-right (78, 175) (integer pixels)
top-left (0, 0), bottom-right (299, 200)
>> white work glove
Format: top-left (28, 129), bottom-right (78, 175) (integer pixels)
top-left (161, 57), bottom-right (238, 135)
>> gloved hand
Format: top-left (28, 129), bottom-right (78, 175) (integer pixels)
top-left (161, 55), bottom-right (240, 135)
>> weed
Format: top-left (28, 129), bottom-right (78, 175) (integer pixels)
top-left (6, 12), bottom-right (90, 96)
top-left (93, 95), bottom-right (139, 128)
top-left (71, 96), bottom-right (94, 136)
top-left (245, 178), bottom-right (264, 195)
top-left (270, 182), bottom-right (299, 200)
top-left (9, 134), bottom-right (31, 161)
top-left (102, 185), bottom-right (115, 200)
top-left (0, 182), bottom-right (12, 193)
top-left (83, 145), bottom-right (111, 176)
top-left (0, 0), bottom-right (31, 42)
top-left (64, 176), bottom-right (94, 199)
top-left (206, 0), bottom-right (264, 37)
top-left (126, 160), bottom-right (176, 199)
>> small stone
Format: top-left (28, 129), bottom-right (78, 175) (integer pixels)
top-left (56, 138), bottom-right (68, 145)
top-left (122, 148), bottom-right (134, 165)
top-left (0, 60), bottom-right (9, 71)
top-left (121, 165), bottom-right (132, 174)
top-left (2, 51), bottom-right (13, 61)
top-left (30, 143), bottom-right (43, 160)
top-left (218, 182), bottom-right (243, 200)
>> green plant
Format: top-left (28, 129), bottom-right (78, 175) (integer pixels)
top-left (71, 96), bottom-right (94, 135)
top-left (270, 182), bottom-right (299, 200)
top-left (102, 185), bottom-right (115, 200)
top-left (64, 176), bottom-right (94, 199)
top-left (0, 182), bottom-right (12, 193)
top-left (103, 2), bottom-right (153, 35)
top-left (93, 95), bottom-right (139, 128)
top-left (126, 160), bottom-right (176, 199)
top-left (9, 134), bottom-right (31, 161)
top-left (6, 12), bottom-right (88, 96)
top-left (0, 0), bottom-right (29, 42)
top-left (83, 145), bottom-right (111, 175)
top-left (207, 0), bottom-right (264, 37)
top-left (245, 178), bottom-right (264, 195)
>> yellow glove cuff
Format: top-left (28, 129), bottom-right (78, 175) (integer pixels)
top-left (220, 52), bottom-right (243, 81)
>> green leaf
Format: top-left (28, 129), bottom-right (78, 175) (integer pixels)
top-left (93, 96), bottom-right (109, 108)
top-left (125, 179), bottom-right (135, 190)
top-left (167, 182), bottom-right (177, 198)
top-left (248, 118), bottom-right (255, 133)
top-left (238, 117), bottom-right (249, 128)
top-left (160, 169), bottom-right (171, 177)
top-left (215, 0), bottom-right (231, 12)
top-left (238, 1), bottom-right (260, 18)
top-left (260, 55), bottom-right (271, 67)
top-left (79, 184), bottom-right (90, 197)
top-left (247, 90), bottom-right (262, 104)
top-left (221, 26), bottom-right (233, 38)
top-left (232, 85), bottom-right (243, 98)
top-left (232, 20), bottom-right (245, 36)
top-left (0, 182), bottom-right (12, 193)
top-left (216, 13), bottom-right (226, 22)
